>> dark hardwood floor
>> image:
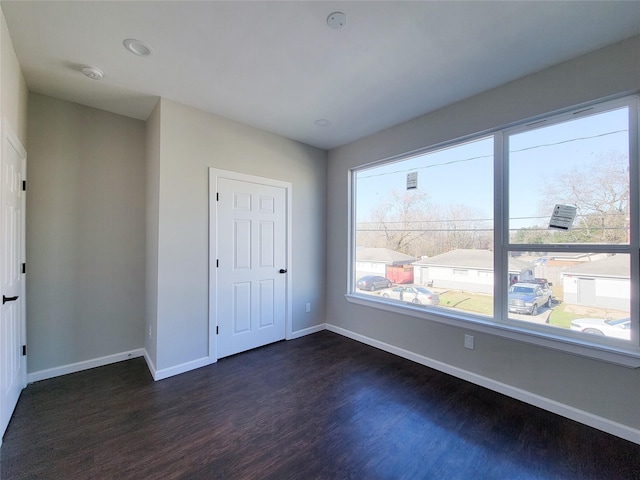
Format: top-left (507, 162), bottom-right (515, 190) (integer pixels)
top-left (1, 331), bottom-right (638, 479)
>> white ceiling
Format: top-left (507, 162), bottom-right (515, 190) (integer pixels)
top-left (2, 1), bottom-right (639, 150)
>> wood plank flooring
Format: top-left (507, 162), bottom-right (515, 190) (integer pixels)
top-left (1, 331), bottom-right (639, 479)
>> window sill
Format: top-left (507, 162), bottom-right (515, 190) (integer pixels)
top-left (345, 293), bottom-right (640, 368)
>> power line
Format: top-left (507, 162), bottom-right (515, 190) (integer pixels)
top-left (512, 130), bottom-right (628, 154)
top-left (357, 218), bottom-right (493, 225)
top-left (357, 227), bottom-right (494, 233)
top-left (357, 129), bottom-right (628, 180)
top-left (357, 212), bottom-right (627, 226)
top-left (356, 226), bottom-right (628, 233)
top-left (357, 153), bottom-right (491, 179)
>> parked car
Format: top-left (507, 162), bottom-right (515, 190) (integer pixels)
top-left (357, 275), bottom-right (392, 291)
top-left (381, 285), bottom-right (439, 305)
top-left (570, 317), bottom-right (631, 340)
top-left (520, 277), bottom-right (553, 293)
top-left (508, 282), bottom-right (552, 315)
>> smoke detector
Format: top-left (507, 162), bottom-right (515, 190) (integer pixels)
top-left (81, 66), bottom-right (104, 80)
top-left (327, 12), bottom-right (347, 29)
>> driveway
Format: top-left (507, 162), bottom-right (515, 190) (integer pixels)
top-left (510, 308), bottom-right (552, 324)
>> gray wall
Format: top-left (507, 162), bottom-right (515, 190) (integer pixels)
top-left (327, 36), bottom-right (640, 430)
top-left (23, 91), bottom-right (327, 376)
top-left (0, 10), bottom-right (28, 144)
top-left (26, 94), bottom-right (146, 373)
top-left (149, 99), bottom-right (327, 371)
top-left (145, 101), bottom-right (161, 368)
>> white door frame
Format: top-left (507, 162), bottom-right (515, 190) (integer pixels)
top-left (0, 117), bottom-right (27, 442)
top-left (208, 168), bottom-right (292, 361)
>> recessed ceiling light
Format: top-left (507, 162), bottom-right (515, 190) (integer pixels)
top-left (315, 119), bottom-right (331, 127)
top-left (327, 12), bottom-right (347, 29)
top-left (123, 38), bottom-right (153, 57)
top-left (81, 66), bottom-right (104, 80)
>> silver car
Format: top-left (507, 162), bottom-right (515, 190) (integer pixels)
top-left (381, 285), bottom-right (439, 305)
top-left (357, 275), bottom-right (392, 291)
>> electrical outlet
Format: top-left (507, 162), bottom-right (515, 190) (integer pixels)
top-left (305, 302), bottom-right (311, 313)
top-left (464, 334), bottom-right (474, 350)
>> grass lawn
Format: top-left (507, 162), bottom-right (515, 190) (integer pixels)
top-left (546, 303), bottom-right (583, 329)
top-left (439, 290), bottom-right (581, 331)
top-left (439, 290), bottom-right (493, 316)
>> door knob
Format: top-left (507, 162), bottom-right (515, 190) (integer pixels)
top-left (279, 269), bottom-right (287, 274)
top-left (3, 295), bottom-right (18, 305)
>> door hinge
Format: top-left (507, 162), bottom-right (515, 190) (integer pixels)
top-left (22, 263), bottom-right (26, 274)
top-left (216, 259), bottom-right (219, 268)
top-left (216, 326), bottom-right (219, 335)
top-left (216, 192), bottom-right (219, 201)
top-left (22, 180), bottom-right (26, 191)
top-left (22, 345), bottom-right (26, 356)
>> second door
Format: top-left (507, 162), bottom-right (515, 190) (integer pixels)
top-left (214, 175), bottom-right (287, 359)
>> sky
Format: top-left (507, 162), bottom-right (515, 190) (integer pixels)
top-left (355, 136), bottom-right (493, 221)
top-left (355, 105), bottom-right (629, 232)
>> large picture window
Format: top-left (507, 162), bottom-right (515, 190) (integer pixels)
top-left (354, 136), bottom-right (494, 314)
top-left (350, 96), bottom-right (639, 362)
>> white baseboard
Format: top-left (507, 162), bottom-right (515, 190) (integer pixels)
top-left (24, 325), bottom-right (639, 444)
top-left (152, 356), bottom-right (215, 381)
top-left (325, 323), bottom-right (640, 445)
top-left (148, 324), bottom-right (325, 381)
top-left (289, 323), bottom-right (327, 340)
top-left (143, 349), bottom-right (157, 379)
top-left (27, 348), bottom-right (145, 383)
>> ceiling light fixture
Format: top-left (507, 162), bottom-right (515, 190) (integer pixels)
top-left (315, 119), bottom-right (331, 127)
top-left (123, 38), bottom-right (153, 57)
top-left (327, 12), bottom-right (347, 29)
top-left (81, 66), bottom-right (104, 80)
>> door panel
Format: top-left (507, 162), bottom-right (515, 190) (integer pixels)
top-left (215, 176), bottom-right (287, 359)
top-left (259, 221), bottom-right (274, 267)
top-left (577, 277), bottom-right (596, 305)
top-left (0, 119), bottom-right (26, 439)
top-left (259, 279), bottom-right (275, 328)
top-left (234, 220), bottom-right (251, 269)
top-left (233, 282), bottom-right (251, 334)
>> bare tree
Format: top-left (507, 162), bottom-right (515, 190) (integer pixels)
top-left (539, 152), bottom-right (628, 243)
top-left (356, 190), bottom-right (493, 257)
top-left (367, 189), bottom-right (431, 255)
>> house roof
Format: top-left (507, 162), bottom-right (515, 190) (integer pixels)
top-left (562, 255), bottom-right (630, 278)
top-left (355, 248), bottom-right (416, 265)
top-left (414, 249), bottom-right (532, 273)
top-left (549, 252), bottom-right (608, 261)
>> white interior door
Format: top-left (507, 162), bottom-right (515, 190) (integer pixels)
top-left (211, 170), bottom-right (290, 359)
top-left (0, 118), bottom-right (27, 440)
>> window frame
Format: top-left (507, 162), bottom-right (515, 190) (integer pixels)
top-left (346, 95), bottom-right (640, 367)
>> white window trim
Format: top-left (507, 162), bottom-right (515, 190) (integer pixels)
top-left (348, 95), bottom-right (640, 368)
top-left (345, 294), bottom-right (640, 367)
